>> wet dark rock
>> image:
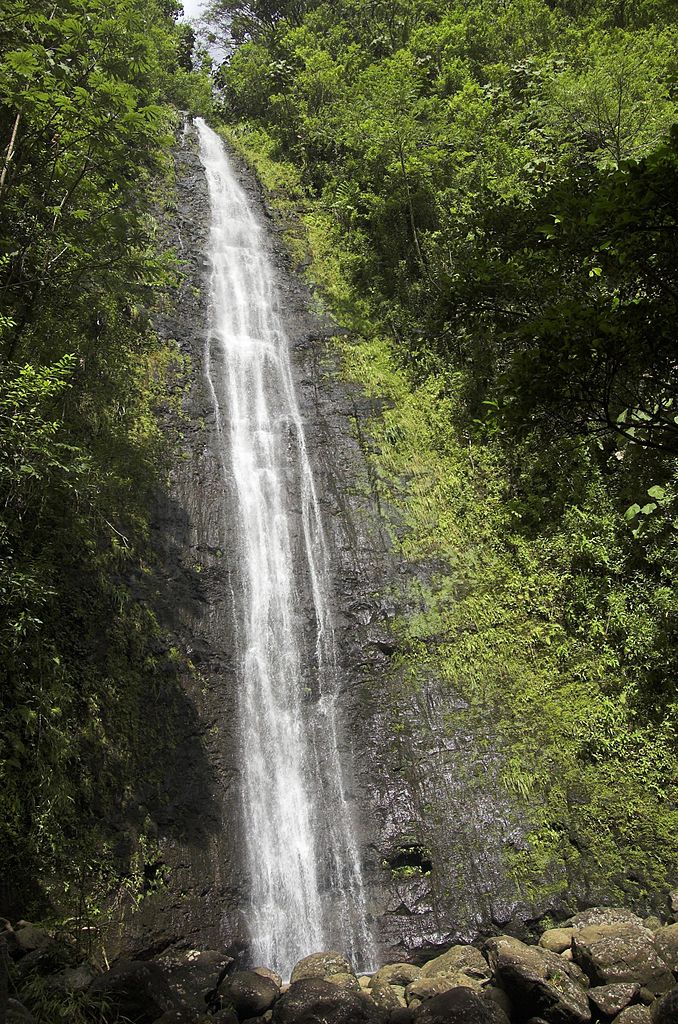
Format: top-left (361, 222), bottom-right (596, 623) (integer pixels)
top-left (7, 999), bottom-right (35, 1022)
top-left (371, 964), bottom-right (422, 988)
top-left (272, 978), bottom-right (386, 1023)
top-left (572, 925), bottom-right (674, 994)
top-left (650, 987), bottom-right (678, 1024)
top-left (485, 935), bottom-right (591, 1024)
top-left (13, 924), bottom-right (50, 956)
top-left (158, 949), bottom-right (233, 1012)
top-left (613, 1008), bottom-right (651, 1024)
top-left (137, 119), bottom-right (541, 967)
top-left (420, 945), bottom-right (491, 983)
top-left (654, 924), bottom-right (678, 972)
top-left (369, 978), bottom-right (405, 1010)
top-left (413, 986), bottom-right (510, 1024)
top-left (407, 977), bottom-right (466, 1002)
top-left (588, 983), bottom-right (640, 1017)
top-left (1, 924), bottom-right (19, 960)
top-left (212, 1010), bottom-right (239, 1024)
top-left (540, 930), bottom-right (576, 954)
top-left (389, 1010), bottom-right (415, 1024)
top-left (12, 941), bottom-right (76, 984)
top-left (220, 969), bottom-right (279, 1017)
top-left (88, 959), bottom-right (178, 1022)
top-left (485, 987), bottom-right (513, 1018)
top-left (45, 963), bottom-right (97, 993)
top-left (566, 910), bottom-right (646, 930)
top-left (325, 972), bottom-right (361, 991)
top-left (154, 1012), bottom-right (204, 1024)
top-left (253, 965), bottom-right (283, 988)
top-left (290, 951), bottom-right (353, 983)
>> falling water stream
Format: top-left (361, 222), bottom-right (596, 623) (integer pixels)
top-left (196, 119), bottom-right (374, 977)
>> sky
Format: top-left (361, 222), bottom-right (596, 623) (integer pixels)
top-left (180, 0), bottom-right (205, 19)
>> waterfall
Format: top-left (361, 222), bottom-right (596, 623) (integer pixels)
top-left (196, 119), bottom-right (375, 978)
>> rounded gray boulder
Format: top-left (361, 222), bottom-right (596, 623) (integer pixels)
top-left (413, 987), bottom-right (510, 1024)
top-left (89, 960), bottom-right (179, 1022)
top-left (272, 978), bottom-right (386, 1023)
top-left (651, 987), bottom-right (678, 1024)
top-left (220, 969), bottom-right (279, 1018)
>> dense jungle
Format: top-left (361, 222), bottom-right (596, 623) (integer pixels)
top-left (1, 0), bottom-right (677, 1021)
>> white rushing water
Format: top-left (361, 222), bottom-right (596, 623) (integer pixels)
top-left (196, 119), bottom-right (375, 977)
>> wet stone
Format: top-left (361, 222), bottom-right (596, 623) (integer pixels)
top-left (588, 983), bottom-right (641, 1018)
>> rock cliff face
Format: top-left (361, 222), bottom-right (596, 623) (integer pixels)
top-left (121, 120), bottom-right (535, 965)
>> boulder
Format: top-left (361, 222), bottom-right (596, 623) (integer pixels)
top-left (13, 924), bottom-right (50, 956)
top-left (89, 959), bottom-right (178, 1022)
top-left (588, 983), bottom-right (640, 1017)
top-left (485, 986), bottom-right (513, 1018)
top-left (612, 1008), bottom-right (651, 1024)
top-left (272, 978), bottom-right (386, 1023)
top-left (643, 919), bottom-right (663, 934)
top-left (290, 952), bottom-right (353, 984)
top-left (360, 976), bottom-right (372, 989)
top-left (7, 1000), bottom-right (35, 1022)
top-left (420, 946), bottom-right (491, 984)
top-left (669, 892), bottom-right (678, 920)
top-left (212, 1011), bottom-right (239, 1024)
top-left (654, 924), bottom-right (678, 972)
top-left (326, 972), bottom-right (361, 991)
top-left (651, 987), bottom-right (678, 1024)
top-left (12, 942), bottom-right (75, 984)
top-left (46, 963), bottom-right (97, 994)
top-left (389, 1010), bottom-right (415, 1024)
top-left (159, 949), bottom-right (233, 1012)
top-left (1, 925), bottom-right (19, 959)
top-left (253, 967), bottom-right (284, 989)
top-left (406, 978), bottom-right (457, 1002)
top-left (407, 974), bottom-right (483, 1002)
top-left (220, 970), bottom-right (279, 1018)
top-left (153, 1013), bottom-right (203, 1024)
top-left (567, 910), bottom-right (646, 931)
top-left (371, 965), bottom-right (422, 988)
top-left (369, 980), bottom-right (406, 1011)
top-left (67, 963), bottom-right (98, 992)
top-left (572, 925), bottom-right (674, 994)
top-left (541, 931), bottom-right (576, 955)
top-left (413, 987), bottom-right (510, 1024)
top-left (485, 935), bottom-right (590, 1024)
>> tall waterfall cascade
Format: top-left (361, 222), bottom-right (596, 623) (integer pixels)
top-left (196, 119), bottom-right (375, 977)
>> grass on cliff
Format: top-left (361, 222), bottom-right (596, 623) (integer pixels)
top-left (219, 119), bottom-right (678, 909)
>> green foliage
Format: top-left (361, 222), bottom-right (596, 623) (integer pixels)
top-left (214, 0), bottom-right (678, 903)
top-left (15, 972), bottom-right (110, 1024)
top-left (0, 0), bottom-right (209, 931)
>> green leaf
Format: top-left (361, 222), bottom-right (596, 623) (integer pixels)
top-left (624, 504), bottom-right (641, 521)
top-left (647, 485), bottom-right (665, 500)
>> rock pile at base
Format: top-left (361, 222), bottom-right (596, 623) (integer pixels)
top-left (3, 899), bottom-right (678, 1023)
